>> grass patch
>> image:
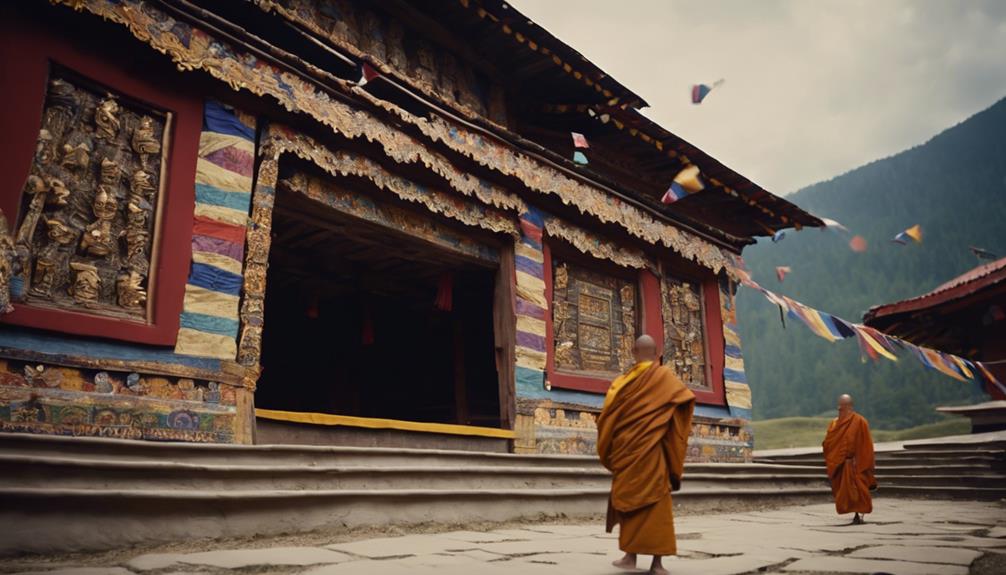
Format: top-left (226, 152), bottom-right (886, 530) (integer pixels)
top-left (751, 416), bottom-right (970, 450)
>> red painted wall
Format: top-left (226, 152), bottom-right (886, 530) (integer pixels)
top-left (0, 10), bottom-right (201, 345)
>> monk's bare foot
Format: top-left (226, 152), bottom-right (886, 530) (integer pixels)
top-left (650, 555), bottom-right (669, 574)
top-left (613, 552), bottom-right (637, 570)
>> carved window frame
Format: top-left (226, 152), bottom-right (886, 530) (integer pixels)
top-left (544, 239), bottom-right (646, 394)
top-left (0, 18), bottom-right (201, 345)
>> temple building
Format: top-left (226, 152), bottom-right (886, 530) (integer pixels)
top-left (0, 0), bottom-right (821, 462)
top-left (865, 257), bottom-right (1006, 406)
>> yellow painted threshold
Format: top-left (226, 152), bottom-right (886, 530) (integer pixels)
top-left (255, 408), bottom-right (516, 440)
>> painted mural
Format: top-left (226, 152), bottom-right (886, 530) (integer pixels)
top-left (0, 358), bottom-right (237, 443)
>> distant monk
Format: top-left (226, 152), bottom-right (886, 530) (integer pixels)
top-left (597, 335), bottom-right (696, 574)
top-left (822, 394), bottom-right (877, 525)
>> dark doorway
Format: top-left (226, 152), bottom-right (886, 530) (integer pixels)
top-left (256, 186), bottom-right (502, 428)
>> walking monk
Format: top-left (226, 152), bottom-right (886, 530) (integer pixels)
top-left (597, 335), bottom-right (695, 574)
top-left (822, 394), bottom-right (877, 525)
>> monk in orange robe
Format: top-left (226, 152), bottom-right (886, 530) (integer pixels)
top-left (597, 335), bottom-right (695, 574)
top-left (822, 394), bottom-right (877, 525)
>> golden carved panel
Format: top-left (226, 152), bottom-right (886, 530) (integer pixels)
top-left (13, 69), bottom-right (167, 321)
top-left (662, 275), bottom-right (709, 391)
top-left (552, 259), bottom-right (636, 376)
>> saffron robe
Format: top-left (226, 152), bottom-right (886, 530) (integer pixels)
top-left (822, 411), bottom-right (877, 515)
top-left (597, 363), bottom-right (695, 555)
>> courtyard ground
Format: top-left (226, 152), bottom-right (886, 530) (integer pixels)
top-left (4, 498), bottom-right (1004, 575)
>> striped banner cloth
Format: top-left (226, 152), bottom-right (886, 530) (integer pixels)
top-left (514, 208), bottom-right (549, 389)
top-left (174, 101), bottom-right (256, 359)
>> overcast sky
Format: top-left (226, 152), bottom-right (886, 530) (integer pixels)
top-left (515, 0), bottom-right (1006, 195)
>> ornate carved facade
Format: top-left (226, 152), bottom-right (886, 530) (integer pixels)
top-left (552, 259), bottom-right (636, 376)
top-left (13, 71), bottom-right (165, 321)
top-left (662, 274), bottom-right (709, 391)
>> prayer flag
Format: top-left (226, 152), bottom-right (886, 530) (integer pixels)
top-left (849, 235), bottom-right (867, 252)
top-left (856, 326), bottom-right (898, 361)
top-left (571, 132), bottom-right (589, 149)
top-left (772, 230), bottom-right (786, 243)
top-left (691, 79), bottom-right (725, 104)
top-left (572, 151), bottom-right (589, 165)
top-left (892, 224), bottom-right (922, 244)
top-left (820, 217), bottom-right (849, 232)
top-left (775, 266), bottom-right (791, 282)
top-left (661, 183), bottom-right (688, 204)
top-left (970, 246), bottom-right (998, 261)
top-left (661, 165), bottom-right (705, 204)
top-left (357, 62), bottom-right (380, 86)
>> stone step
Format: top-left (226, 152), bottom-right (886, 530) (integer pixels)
top-left (755, 454), bottom-right (1002, 468)
top-left (0, 454), bottom-right (828, 492)
top-left (877, 474), bottom-right (1006, 488)
top-left (0, 432), bottom-right (598, 469)
top-left (878, 484), bottom-right (1006, 500)
top-left (755, 459), bottom-right (1000, 475)
top-left (902, 439), bottom-right (1006, 452)
top-left (0, 485), bottom-right (832, 556)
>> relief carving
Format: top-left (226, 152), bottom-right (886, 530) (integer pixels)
top-left (12, 71), bottom-right (167, 321)
top-left (0, 210), bottom-right (14, 314)
top-left (68, 262), bottom-right (100, 304)
top-left (130, 116), bottom-right (161, 168)
top-left (551, 259), bottom-right (635, 376)
top-left (662, 276), bottom-right (709, 390)
top-left (94, 97), bottom-right (120, 140)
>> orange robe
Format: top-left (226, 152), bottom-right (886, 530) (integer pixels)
top-left (822, 412), bottom-right (877, 514)
top-left (597, 363), bottom-right (695, 555)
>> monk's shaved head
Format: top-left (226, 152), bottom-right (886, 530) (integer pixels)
top-left (838, 394), bottom-right (854, 416)
top-left (633, 334), bottom-right (657, 363)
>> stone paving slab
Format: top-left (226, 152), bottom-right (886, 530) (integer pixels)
top-left (128, 547), bottom-right (351, 571)
top-left (783, 556), bottom-right (969, 575)
top-left (848, 544), bottom-right (982, 565)
top-left (326, 534), bottom-right (457, 558)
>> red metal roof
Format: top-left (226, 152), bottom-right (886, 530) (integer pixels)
top-left (864, 257), bottom-right (1006, 322)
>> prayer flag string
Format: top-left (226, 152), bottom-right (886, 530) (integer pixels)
top-left (730, 262), bottom-right (1004, 395)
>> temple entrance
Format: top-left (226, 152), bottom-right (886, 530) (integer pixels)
top-left (255, 184), bottom-right (504, 435)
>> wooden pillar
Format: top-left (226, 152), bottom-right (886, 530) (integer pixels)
top-left (493, 243), bottom-right (516, 430)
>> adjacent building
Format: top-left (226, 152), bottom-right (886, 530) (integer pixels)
top-left (865, 257), bottom-right (1006, 404)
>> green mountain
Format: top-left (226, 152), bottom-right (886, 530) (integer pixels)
top-left (737, 97), bottom-right (1006, 429)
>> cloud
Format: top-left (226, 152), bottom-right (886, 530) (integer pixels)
top-left (513, 0), bottom-right (1006, 194)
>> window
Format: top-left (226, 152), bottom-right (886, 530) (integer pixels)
top-left (551, 256), bottom-right (637, 381)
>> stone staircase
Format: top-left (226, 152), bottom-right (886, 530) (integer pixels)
top-left (755, 433), bottom-right (1006, 501)
top-left (0, 432), bottom-right (829, 555)
top-left (6, 431), bottom-right (1000, 556)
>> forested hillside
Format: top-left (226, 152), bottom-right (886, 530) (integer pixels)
top-left (738, 97), bottom-right (1006, 429)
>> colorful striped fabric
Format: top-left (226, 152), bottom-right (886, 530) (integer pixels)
top-left (174, 101), bottom-right (256, 360)
top-left (721, 284), bottom-right (752, 419)
top-left (661, 165), bottom-right (705, 204)
top-left (514, 208), bottom-right (549, 375)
